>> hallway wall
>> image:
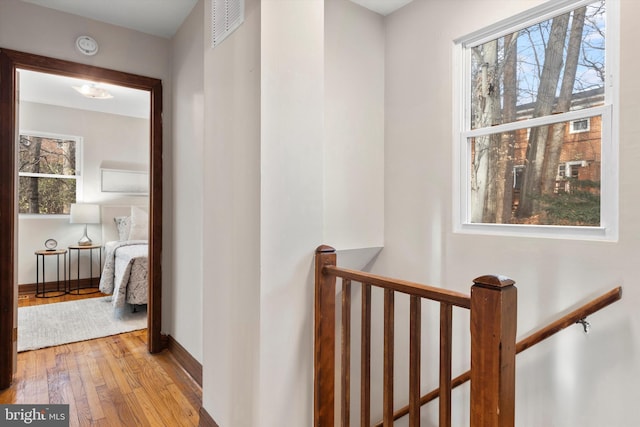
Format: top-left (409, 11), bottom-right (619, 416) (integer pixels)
top-left (378, 0), bottom-right (639, 425)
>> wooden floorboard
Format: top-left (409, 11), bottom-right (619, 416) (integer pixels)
top-left (0, 292), bottom-right (202, 427)
top-left (17, 290), bottom-right (110, 307)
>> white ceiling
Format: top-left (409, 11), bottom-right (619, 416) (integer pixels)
top-left (17, 0), bottom-right (413, 118)
top-left (20, 0), bottom-right (198, 39)
top-left (19, 69), bottom-right (150, 119)
top-left (349, 0), bottom-right (414, 16)
top-left (20, 0), bottom-right (414, 40)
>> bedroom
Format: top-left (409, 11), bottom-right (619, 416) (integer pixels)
top-left (17, 68), bottom-right (151, 349)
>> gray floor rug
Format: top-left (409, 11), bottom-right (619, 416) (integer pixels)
top-left (18, 296), bottom-right (147, 352)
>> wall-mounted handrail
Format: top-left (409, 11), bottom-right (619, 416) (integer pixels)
top-left (517, 286), bottom-right (622, 352)
top-left (380, 285), bottom-right (623, 426)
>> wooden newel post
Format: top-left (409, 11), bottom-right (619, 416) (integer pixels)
top-left (470, 275), bottom-right (517, 427)
top-left (314, 245), bottom-right (337, 427)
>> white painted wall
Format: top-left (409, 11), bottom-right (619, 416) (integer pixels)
top-left (202, 0), bottom-right (261, 424)
top-left (377, 0), bottom-right (640, 426)
top-left (18, 101), bottom-right (149, 285)
top-left (259, 1), bottom-right (324, 426)
top-left (324, 0), bottom-right (385, 250)
top-left (170, 0), bottom-right (204, 364)
top-left (200, 0), bottom-right (382, 425)
top-left (0, 0), bottom-right (171, 77)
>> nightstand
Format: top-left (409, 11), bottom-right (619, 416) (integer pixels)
top-left (34, 249), bottom-right (67, 298)
top-left (68, 244), bottom-right (102, 295)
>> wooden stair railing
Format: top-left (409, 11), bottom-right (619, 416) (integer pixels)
top-left (380, 285), bottom-right (622, 426)
top-left (314, 245), bottom-right (517, 427)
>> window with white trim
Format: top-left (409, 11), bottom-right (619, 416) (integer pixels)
top-left (453, 0), bottom-right (618, 240)
top-left (18, 132), bottom-right (82, 215)
top-left (569, 118), bottom-right (590, 133)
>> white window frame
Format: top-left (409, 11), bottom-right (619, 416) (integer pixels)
top-left (558, 160), bottom-right (587, 179)
top-left (18, 130), bottom-right (84, 218)
top-left (452, 0), bottom-right (619, 241)
top-left (569, 118), bottom-right (591, 134)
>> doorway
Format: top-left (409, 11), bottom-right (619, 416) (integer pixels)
top-left (0, 48), bottom-right (164, 389)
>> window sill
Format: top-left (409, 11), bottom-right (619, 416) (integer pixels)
top-left (454, 222), bottom-right (617, 242)
top-left (18, 214), bottom-right (70, 220)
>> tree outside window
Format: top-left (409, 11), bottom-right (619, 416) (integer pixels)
top-left (19, 133), bottom-right (80, 215)
top-left (455, 0), bottom-right (617, 239)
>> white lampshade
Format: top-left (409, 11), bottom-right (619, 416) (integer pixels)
top-left (70, 203), bottom-right (100, 246)
top-left (69, 203), bottom-right (100, 224)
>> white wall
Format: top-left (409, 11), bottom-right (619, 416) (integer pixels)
top-left (324, 0), bottom-right (385, 250)
top-left (377, 0), bottom-right (640, 426)
top-left (170, 0), bottom-right (204, 364)
top-left (0, 0), bottom-right (171, 76)
top-left (18, 101), bottom-right (149, 284)
top-left (202, 0), bottom-right (261, 424)
top-left (200, 0), bottom-right (384, 424)
top-left (259, 1), bottom-right (324, 426)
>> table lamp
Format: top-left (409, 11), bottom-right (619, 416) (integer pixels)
top-left (69, 203), bottom-right (100, 246)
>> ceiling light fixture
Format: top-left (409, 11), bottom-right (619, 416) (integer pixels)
top-left (72, 84), bottom-right (113, 99)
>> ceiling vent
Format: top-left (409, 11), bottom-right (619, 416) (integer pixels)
top-left (211, 0), bottom-right (244, 47)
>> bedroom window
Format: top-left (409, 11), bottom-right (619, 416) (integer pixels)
top-left (18, 132), bottom-right (82, 215)
top-left (453, 0), bottom-right (618, 240)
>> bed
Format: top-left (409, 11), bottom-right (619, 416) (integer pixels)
top-left (99, 205), bottom-right (149, 310)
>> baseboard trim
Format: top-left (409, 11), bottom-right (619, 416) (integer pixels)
top-left (198, 406), bottom-right (220, 427)
top-left (166, 334), bottom-right (202, 387)
top-left (164, 335), bottom-right (212, 427)
top-left (19, 278), bottom-right (99, 295)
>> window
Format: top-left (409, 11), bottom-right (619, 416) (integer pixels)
top-left (558, 160), bottom-right (586, 179)
top-left (453, 0), bottom-right (618, 240)
top-left (18, 132), bottom-right (82, 215)
top-left (570, 118), bottom-right (591, 133)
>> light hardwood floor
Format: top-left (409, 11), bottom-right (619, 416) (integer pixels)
top-left (0, 293), bottom-right (202, 427)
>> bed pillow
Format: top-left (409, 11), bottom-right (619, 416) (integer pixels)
top-left (113, 216), bottom-right (131, 241)
top-left (128, 206), bottom-right (149, 240)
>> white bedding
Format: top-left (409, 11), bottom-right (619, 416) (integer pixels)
top-left (99, 240), bottom-right (148, 309)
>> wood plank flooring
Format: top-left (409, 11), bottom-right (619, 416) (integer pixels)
top-left (18, 290), bottom-right (110, 307)
top-left (0, 293), bottom-right (202, 426)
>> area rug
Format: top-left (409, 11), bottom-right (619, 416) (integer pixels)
top-left (18, 296), bottom-right (147, 352)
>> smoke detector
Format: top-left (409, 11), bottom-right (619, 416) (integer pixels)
top-left (75, 36), bottom-right (99, 56)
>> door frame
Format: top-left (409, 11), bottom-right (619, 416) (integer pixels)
top-left (0, 48), bottom-right (164, 389)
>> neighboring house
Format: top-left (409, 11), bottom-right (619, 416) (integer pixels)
top-left (512, 88), bottom-right (604, 209)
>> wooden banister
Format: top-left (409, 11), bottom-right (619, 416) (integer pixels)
top-left (314, 245), bottom-right (519, 427)
top-left (409, 296), bottom-right (422, 427)
top-left (323, 265), bottom-right (471, 309)
top-left (383, 289), bottom-right (394, 425)
top-left (361, 283), bottom-right (372, 427)
top-left (439, 303), bottom-right (453, 426)
top-left (381, 285), bottom-right (623, 425)
top-left (470, 275), bottom-right (517, 427)
top-left (341, 279), bottom-right (351, 427)
top-left (314, 245), bottom-right (337, 427)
